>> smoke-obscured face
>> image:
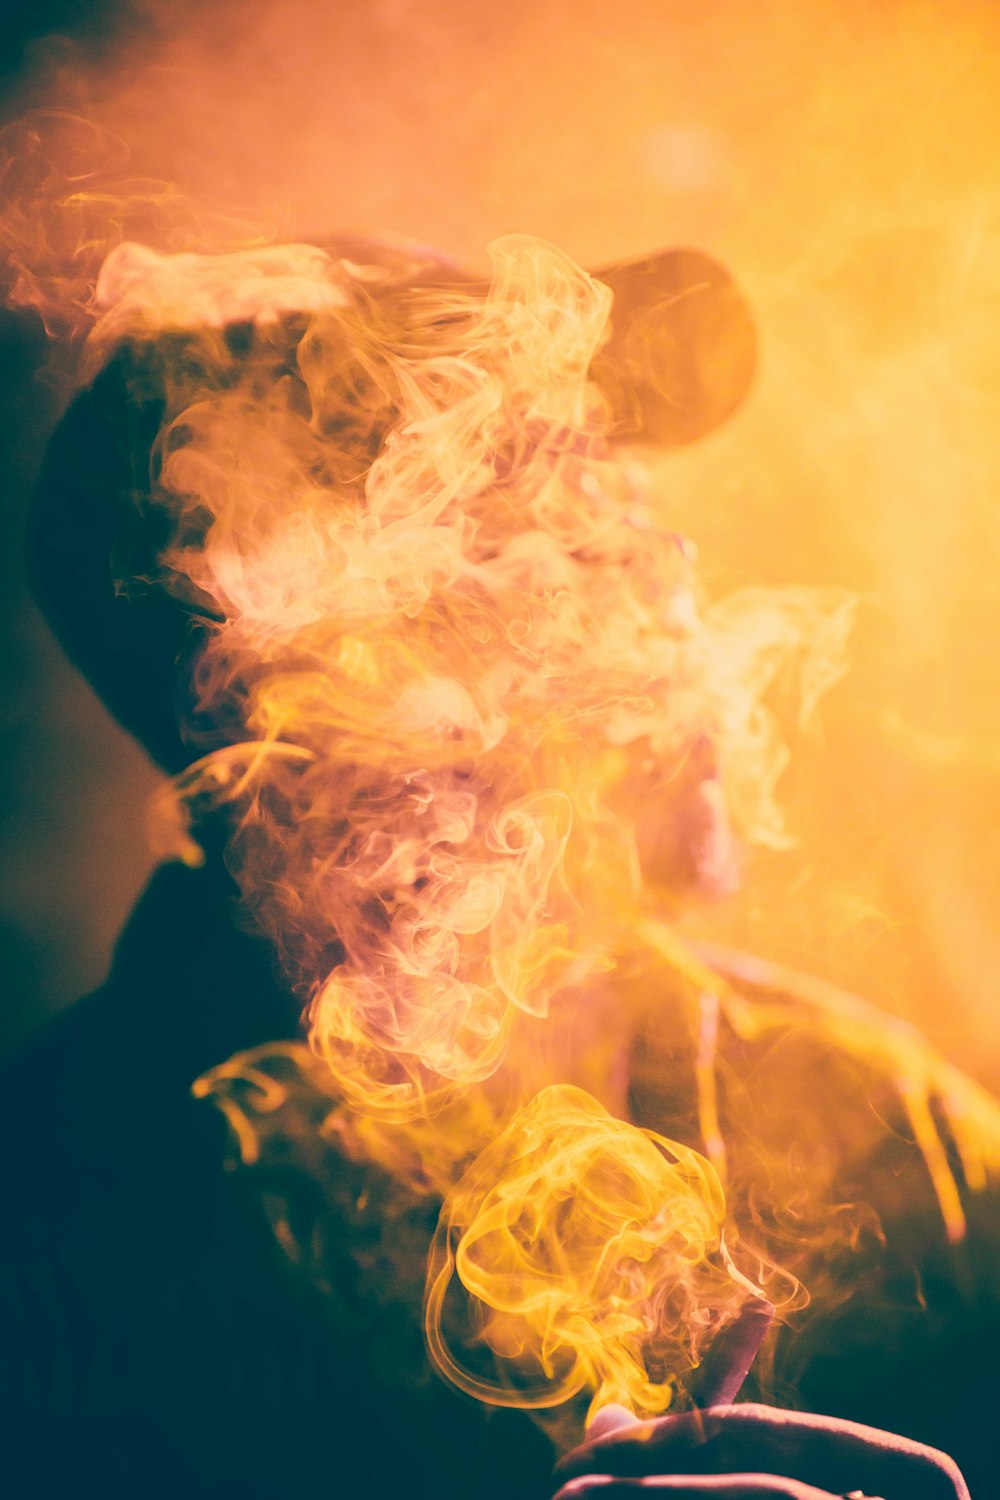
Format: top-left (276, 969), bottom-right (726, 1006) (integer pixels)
top-left (5, 0), bottom-right (1000, 1445)
top-left (67, 234), bottom-right (997, 1434)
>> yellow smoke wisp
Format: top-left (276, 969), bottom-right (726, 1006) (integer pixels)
top-left (89, 232), bottom-right (1000, 1426)
top-left (425, 1084), bottom-right (739, 1415)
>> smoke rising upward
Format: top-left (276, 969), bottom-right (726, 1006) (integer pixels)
top-left (62, 232), bottom-right (994, 1425)
top-left (87, 231), bottom-right (838, 1413)
top-left (134, 233), bottom-right (850, 1125)
top-left (4, 0), bottom-right (1000, 1440)
top-left (5, 1), bottom-right (999, 1061)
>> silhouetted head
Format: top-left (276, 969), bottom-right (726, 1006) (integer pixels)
top-left (30, 237), bottom-right (755, 774)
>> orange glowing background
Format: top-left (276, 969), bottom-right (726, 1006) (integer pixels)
top-left (1, 0), bottom-right (998, 1091)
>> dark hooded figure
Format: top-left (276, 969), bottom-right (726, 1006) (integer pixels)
top-left (0, 238), bottom-right (983, 1500)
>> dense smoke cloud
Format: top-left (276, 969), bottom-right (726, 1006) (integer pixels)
top-left (2, 0), bottom-right (999, 1078)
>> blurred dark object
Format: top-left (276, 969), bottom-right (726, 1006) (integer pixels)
top-left (0, 858), bottom-right (555, 1498)
top-left (0, 305), bottom-right (160, 1060)
top-left (593, 247), bottom-right (756, 446)
top-left (28, 345), bottom-right (201, 774)
top-left (0, 0), bottom-right (141, 90)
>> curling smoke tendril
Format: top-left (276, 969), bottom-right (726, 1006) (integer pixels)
top-left (79, 233), bottom-right (1000, 1421)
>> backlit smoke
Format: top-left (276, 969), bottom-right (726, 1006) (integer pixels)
top-left (58, 231), bottom-right (998, 1427)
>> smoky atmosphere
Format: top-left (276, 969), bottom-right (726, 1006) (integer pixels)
top-left (0, 2), bottom-right (998, 1498)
